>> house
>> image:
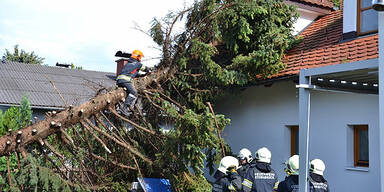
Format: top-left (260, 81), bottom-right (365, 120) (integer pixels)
top-left (215, 0), bottom-right (381, 191)
top-left (0, 60), bottom-right (116, 119)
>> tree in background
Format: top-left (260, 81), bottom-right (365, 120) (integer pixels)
top-left (0, 95), bottom-right (32, 135)
top-left (0, 94), bottom-right (32, 191)
top-left (2, 45), bottom-right (44, 65)
top-left (70, 63), bottom-right (83, 70)
top-left (329, 0), bottom-right (340, 8)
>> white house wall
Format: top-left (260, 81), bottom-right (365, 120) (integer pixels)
top-left (215, 80), bottom-right (380, 192)
top-left (293, 10), bottom-right (320, 35)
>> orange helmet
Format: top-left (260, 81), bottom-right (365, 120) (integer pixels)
top-left (131, 50), bottom-right (144, 61)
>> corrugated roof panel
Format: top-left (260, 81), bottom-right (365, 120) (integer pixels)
top-left (0, 61), bottom-right (116, 108)
top-left (0, 90), bottom-right (22, 104)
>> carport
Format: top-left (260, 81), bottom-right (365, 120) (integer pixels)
top-left (297, 11), bottom-right (384, 192)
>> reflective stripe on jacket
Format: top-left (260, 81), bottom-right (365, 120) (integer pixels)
top-left (309, 174), bottom-right (329, 192)
top-left (116, 74), bottom-right (133, 83)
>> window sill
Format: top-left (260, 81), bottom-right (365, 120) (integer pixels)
top-left (345, 167), bottom-right (369, 172)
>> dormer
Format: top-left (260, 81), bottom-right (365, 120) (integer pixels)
top-left (285, 0), bottom-right (334, 35)
top-left (343, 0), bottom-right (378, 39)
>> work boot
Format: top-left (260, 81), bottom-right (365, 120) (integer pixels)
top-left (121, 107), bottom-right (132, 117)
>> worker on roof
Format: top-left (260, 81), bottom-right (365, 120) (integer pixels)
top-left (276, 155), bottom-right (299, 192)
top-left (242, 147), bottom-right (279, 192)
top-left (212, 156), bottom-right (243, 192)
top-left (116, 50), bottom-right (151, 115)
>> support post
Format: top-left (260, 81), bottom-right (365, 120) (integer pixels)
top-left (378, 11), bottom-right (384, 192)
top-left (298, 71), bottom-right (311, 192)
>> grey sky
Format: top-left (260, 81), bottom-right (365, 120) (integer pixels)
top-left (0, 0), bottom-right (193, 72)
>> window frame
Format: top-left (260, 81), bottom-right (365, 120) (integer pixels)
top-left (290, 126), bottom-right (299, 156)
top-left (353, 125), bottom-right (369, 167)
top-left (357, 0), bottom-right (378, 35)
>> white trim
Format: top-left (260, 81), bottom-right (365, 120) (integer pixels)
top-left (296, 84), bottom-right (317, 89)
top-left (343, 0), bottom-right (358, 33)
top-left (301, 59), bottom-right (378, 77)
top-left (345, 167), bottom-right (370, 172)
top-left (377, 11), bottom-right (384, 192)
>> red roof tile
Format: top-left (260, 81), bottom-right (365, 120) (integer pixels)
top-left (291, 0), bottom-right (334, 9)
top-left (276, 10), bottom-right (378, 78)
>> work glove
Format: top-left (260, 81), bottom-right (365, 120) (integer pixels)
top-left (144, 66), bottom-right (155, 73)
top-left (226, 166), bottom-right (237, 174)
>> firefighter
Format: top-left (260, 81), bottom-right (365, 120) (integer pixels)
top-left (242, 147), bottom-right (279, 192)
top-left (237, 148), bottom-right (253, 178)
top-left (212, 156), bottom-right (243, 192)
top-left (116, 50), bottom-right (150, 115)
top-left (276, 155), bottom-right (299, 192)
top-left (309, 159), bottom-right (330, 192)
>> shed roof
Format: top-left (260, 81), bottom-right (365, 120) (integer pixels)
top-left (0, 60), bottom-right (116, 109)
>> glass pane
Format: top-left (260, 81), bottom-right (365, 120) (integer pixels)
top-left (359, 130), bottom-right (369, 161)
top-left (361, 9), bottom-right (378, 33)
top-left (294, 129), bottom-right (299, 155)
top-left (361, 0), bottom-right (372, 9)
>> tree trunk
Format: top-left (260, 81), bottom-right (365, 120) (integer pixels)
top-left (0, 67), bottom-right (171, 157)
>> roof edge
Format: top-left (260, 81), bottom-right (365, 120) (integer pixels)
top-left (286, 0), bottom-right (334, 10)
top-left (0, 103), bottom-right (65, 110)
top-left (1, 60), bottom-right (115, 75)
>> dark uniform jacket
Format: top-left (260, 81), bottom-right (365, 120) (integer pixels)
top-left (309, 173), bottom-right (330, 192)
top-left (116, 58), bottom-right (148, 84)
top-left (242, 162), bottom-right (278, 192)
top-left (238, 163), bottom-right (251, 179)
top-left (276, 175), bottom-right (299, 192)
top-left (212, 170), bottom-right (243, 192)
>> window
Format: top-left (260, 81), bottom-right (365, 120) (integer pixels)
top-left (290, 126), bottom-right (299, 156)
top-left (354, 125), bottom-right (369, 167)
top-left (357, 0), bottom-right (378, 35)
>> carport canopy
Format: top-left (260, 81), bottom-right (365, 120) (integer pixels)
top-left (297, 58), bottom-right (379, 192)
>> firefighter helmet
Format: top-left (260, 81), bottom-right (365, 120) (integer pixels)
top-left (218, 156), bottom-right (239, 175)
top-left (255, 147), bottom-right (272, 163)
top-left (310, 158), bottom-right (325, 176)
top-left (238, 148), bottom-right (253, 163)
top-left (131, 50), bottom-right (144, 61)
top-left (285, 155), bottom-right (299, 175)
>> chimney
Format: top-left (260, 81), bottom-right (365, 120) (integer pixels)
top-left (115, 51), bottom-right (132, 76)
top-left (116, 58), bottom-right (129, 76)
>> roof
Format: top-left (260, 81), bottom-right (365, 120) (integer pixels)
top-left (289, 0), bottom-right (334, 9)
top-left (278, 10), bottom-right (378, 78)
top-left (0, 60), bottom-right (116, 109)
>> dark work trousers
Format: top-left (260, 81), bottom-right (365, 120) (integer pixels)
top-left (117, 81), bottom-right (137, 112)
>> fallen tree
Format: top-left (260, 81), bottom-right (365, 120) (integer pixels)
top-left (0, 0), bottom-right (299, 191)
top-left (0, 67), bottom-right (171, 158)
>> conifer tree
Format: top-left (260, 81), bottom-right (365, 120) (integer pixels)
top-left (2, 45), bottom-right (44, 65)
